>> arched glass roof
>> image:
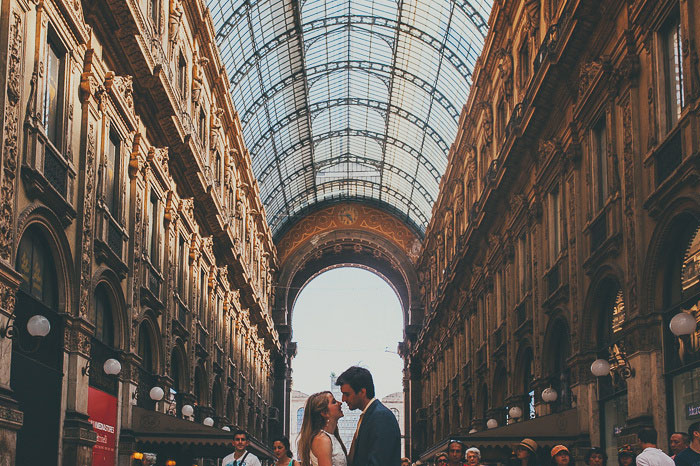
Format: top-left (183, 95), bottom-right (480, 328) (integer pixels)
top-left (208, 0), bottom-right (492, 237)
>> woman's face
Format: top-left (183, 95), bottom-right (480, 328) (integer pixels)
top-left (588, 453), bottom-right (604, 466)
top-left (554, 452), bottom-right (570, 466)
top-left (466, 451), bottom-right (480, 465)
top-left (516, 447), bottom-right (531, 460)
top-left (273, 441), bottom-right (287, 459)
top-left (620, 456), bottom-right (634, 466)
top-left (325, 394), bottom-right (344, 421)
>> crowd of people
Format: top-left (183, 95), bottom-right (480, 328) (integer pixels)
top-left (219, 366), bottom-right (700, 466)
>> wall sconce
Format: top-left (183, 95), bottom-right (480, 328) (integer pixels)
top-left (222, 426), bottom-right (231, 431)
top-left (591, 342), bottom-right (634, 380)
top-left (508, 406), bottom-right (523, 420)
top-left (0, 312), bottom-right (51, 352)
top-left (541, 387), bottom-right (558, 403)
top-left (203, 417), bottom-right (214, 426)
top-left (486, 418), bottom-right (498, 429)
top-left (468, 428), bottom-right (477, 434)
top-left (149, 387), bottom-right (165, 401)
top-left (83, 357), bottom-right (122, 376)
top-left (182, 404), bottom-right (194, 417)
top-left (670, 311), bottom-right (697, 336)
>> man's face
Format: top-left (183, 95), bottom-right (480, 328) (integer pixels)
top-left (588, 453), bottom-right (604, 466)
top-left (466, 451), bottom-right (480, 465)
top-left (670, 434), bottom-right (688, 454)
top-left (340, 383), bottom-right (365, 410)
top-left (448, 443), bottom-right (464, 463)
top-left (233, 434), bottom-right (248, 452)
top-left (401, 460), bottom-right (411, 466)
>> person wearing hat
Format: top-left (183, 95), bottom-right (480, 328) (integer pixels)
top-left (511, 438), bottom-right (539, 466)
top-left (401, 457), bottom-right (411, 466)
top-left (436, 452), bottom-right (449, 465)
top-left (551, 445), bottom-right (570, 466)
top-left (585, 447), bottom-right (606, 466)
top-left (618, 445), bottom-right (636, 466)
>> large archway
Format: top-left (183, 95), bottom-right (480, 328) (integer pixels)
top-left (272, 202), bottom-right (423, 453)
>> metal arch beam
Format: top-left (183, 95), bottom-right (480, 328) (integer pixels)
top-left (255, 128), bottom-right (443, 189)
top-left (224, 14), bottom-right (479, 88)
top-left (261, 152), bottom-right (435, 209)
top-left (248, 97), bottom-right (451, 161)
top-left (238, 60), bottom-right (461, 127)
top-left (213, 1), bottom-right (490, 49)
top-left (266, 178), bottom-right (429, 233)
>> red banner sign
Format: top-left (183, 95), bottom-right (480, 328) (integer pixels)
top-left (88, 387), bottom-right (118, 466)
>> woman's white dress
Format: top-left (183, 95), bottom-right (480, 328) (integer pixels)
top-left (310, 430), bottom-right (347, 466)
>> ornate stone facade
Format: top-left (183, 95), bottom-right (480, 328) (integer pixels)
top-left (411, 0), bottom-right (700, 462)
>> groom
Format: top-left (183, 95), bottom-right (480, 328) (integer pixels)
top-left (336, 366), bottom-right (401, 466)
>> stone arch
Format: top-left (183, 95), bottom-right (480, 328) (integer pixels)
top-left (225, 388), bottom-right (236, 423)
top-left (15, 204), bottom-right (74, 316)
top-left (580, 264), bottom-right (626, 353)
top-left (194, 364), bottom-right (208, 406)
top-left (643, 194), bottom-right (700, 315)
top-left (170, 340), bottom-right (188, 392)
top-left (212, 377), bottom-right (224, 417)
top-left (136, 313), bottom-right (163, 374)
top-left (92, 267), bottom-right (128, 351)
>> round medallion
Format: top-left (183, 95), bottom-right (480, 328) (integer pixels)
top-left (337, 205), bottom-right (357, 225)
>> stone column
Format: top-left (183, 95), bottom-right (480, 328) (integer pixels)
top-left (0, 265), bottom-right (22, 466)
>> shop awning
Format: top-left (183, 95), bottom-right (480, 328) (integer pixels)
top-left (129, 406), bottom-right (273, 459)
top-left (419, 409), bottom-right (584, 462)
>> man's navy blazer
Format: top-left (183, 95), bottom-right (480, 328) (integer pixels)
top-left (351, 399), bottom-right (401, 466)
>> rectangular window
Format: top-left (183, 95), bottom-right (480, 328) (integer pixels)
top-left (199, 109), bottom-right (207, 144)
top-left (105, 130), bottom-right (121, 215)
top-left (44, 34), bottom-right (64, 148)
top-left (200, 268), bottom-right (207, 318)
top-left (178, 235), bottom-right (187, 296)
top-left (147, 192), bottom-right (159, 265)
top-left (519, 41), bottom-right (530, 88)
top-left (592, 117), bottom-right (609, 211)
top-left (518, 234), bottom-right (530, 297)
top-left (497, 101), bottom-right (507, 143)
top-left (178, 52), bottom-right (187, 98)
top-left (150, 0), bottom-right (160, 30)
top-left (662, 12), bottom-right (685, 132)
top-left (548, 188), bottom-right (561, 265)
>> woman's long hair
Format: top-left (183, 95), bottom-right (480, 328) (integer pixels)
top-left (297, 391), bottom-right (347, 466)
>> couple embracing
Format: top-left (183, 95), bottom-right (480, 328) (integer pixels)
top-left (297, 366), bottom-right (401, 466)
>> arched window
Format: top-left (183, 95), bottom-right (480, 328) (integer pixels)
top-left (666, 220), bottom-right (700, 434)
top-left (138, 322), bottom-right (153, 373)
top-left (296, 407), bottom-right (304, 432)
top-left (94, 285), bottom-right (114, 347)
top-left (595, 281), bottom-right (628, 462)
top-left (16, 229), bottom-right (58, 309)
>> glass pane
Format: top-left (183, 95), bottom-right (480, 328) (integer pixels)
top-left (673, 367), bottom-right (700, 434)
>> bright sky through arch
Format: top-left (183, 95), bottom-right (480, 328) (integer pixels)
top-left (291, 267), bottom-right (404, 399)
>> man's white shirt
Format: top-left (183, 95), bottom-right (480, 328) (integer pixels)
top-left (222, 450), bottom-right (262, 466)
top-left (636, 447), bottom-right (675, 466)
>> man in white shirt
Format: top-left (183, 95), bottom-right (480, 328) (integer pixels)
top-left (637, 428), bottom-right (675, 466)
top-left (222, 430), bottom-right (262, 466)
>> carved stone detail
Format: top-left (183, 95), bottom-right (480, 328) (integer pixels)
top-left (620, 93), bottom-right (638, 312)
top-left (0, 13), bottom-right (23, 262)
top-left (79, 124), bottom-right (97, 318)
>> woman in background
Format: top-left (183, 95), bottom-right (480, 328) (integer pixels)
top-left (272, 435), bottom-right (299, 466)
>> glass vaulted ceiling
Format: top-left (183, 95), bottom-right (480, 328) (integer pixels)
top-left (209, 0), bottom-right (492, 237)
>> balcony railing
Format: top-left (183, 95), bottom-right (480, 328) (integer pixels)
top-left (44, 145), bottom-right (68, 197)
top-left (654, 129), bottom-right (682, 186)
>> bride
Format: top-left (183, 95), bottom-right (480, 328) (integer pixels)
top-left (297, 391), bottom-right (348, 466)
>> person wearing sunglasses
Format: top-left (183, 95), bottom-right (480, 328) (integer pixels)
top-left (436, 453), bottom-right (449, 465)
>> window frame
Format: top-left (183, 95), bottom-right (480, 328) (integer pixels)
top-left (43, 27), bottom-right (67, 152)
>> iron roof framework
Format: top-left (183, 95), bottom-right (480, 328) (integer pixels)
top-left (208, 0), bottom-right (492, 237)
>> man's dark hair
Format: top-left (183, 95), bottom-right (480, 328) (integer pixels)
top-left (673, 431), bottom-right (690, 442)
top-left (638, 428), bottom-right (658, 445)
top-left (688, 423), bottom-right (700, 438)
top-left (233, 429), bottom-right (248, 440)
top-left (336, 366), bottom-right (375, 399)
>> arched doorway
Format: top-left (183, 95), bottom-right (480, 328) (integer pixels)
top-left (11, 226), bottom-right (64, 465)
top-left (290, 267), bottom-right (405, 451)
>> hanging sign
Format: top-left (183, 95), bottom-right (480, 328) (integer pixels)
top-left (686, 402), bottom-right (700, 420)
top-left (88, 386), bottom-right (118, 466)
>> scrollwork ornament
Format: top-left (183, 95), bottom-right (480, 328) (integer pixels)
top-left (0, 13), bottom-right (23, 261)
top-left (79, 124), bottom-right (97, 318)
